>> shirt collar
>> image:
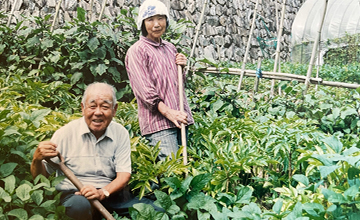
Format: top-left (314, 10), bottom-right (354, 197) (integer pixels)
top-left (79, 117), bottom-right (114, 141)
top-left (140, 35), bottom-right (167, 47)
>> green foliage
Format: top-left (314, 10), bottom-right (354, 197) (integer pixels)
top-left (0, 9), bottom-right (192, 103)
top-left (324, 33), bottom-right (360, 66)
top-left (3, 5), bottom-right (360, 220)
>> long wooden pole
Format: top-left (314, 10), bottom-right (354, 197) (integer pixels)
top-left (304, 0), bottom-right (328, 95)
top-left (184, 0), bottom-right (209, 77)
top-left (50, 0), bottom-right (63, 32)
top-left (270, 0), bottom-right (286, 96)
top-left (46, 156), bottom-right (115, 220)
top-left (198, 67), bottom-right (359, 89)
top-left (89, 0), bottom-right (94, 21)
top-left (7, 0), bottom-right (19, 26)
top-left (98, 0), bottom-right (107, 21)
top-left (236, 0), bottom-right (260, 91)
top-left (178, 65), bottom-right (187, 165)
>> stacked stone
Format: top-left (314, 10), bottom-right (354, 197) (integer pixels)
top-left (4, 0), bottom-right (305, 63)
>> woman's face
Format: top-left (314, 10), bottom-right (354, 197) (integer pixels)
top-left (144, 15), bottom-right (167, 43)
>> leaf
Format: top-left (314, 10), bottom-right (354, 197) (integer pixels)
top-left (8, 208), bottom-right (28, 220)
top-left (26, 36), bottom-right (40, 47)
top-left (241, 202), bottom-right (262, 215)
top-left (340, 107), bottom-right (357, 119)
top-left (0, 44), bottom-right (5, 55)
top-left (31, 109), bottom-right (52, 128)
top-left (16, 184), bottom-right (32, 201)
top-left (31, 190), bottom-right (44, 206)
top-left (132, 203), bottom-right (157, 219)
top-left (319, 165), bottom-right (339, 179)
top-left (71, 72), bottom-right (83, 85)
top-left (154, 190), bottom-right (173, 210)
top-left (49, 51), bottom-right (61, 63)
top-left (187, 193), bottom-right (217, 212)
top-left (211, 99), bottom-right (224, 113)
top-left (77, 7), bottom-right (86, 22)
top-left (29, 214), bottom-right (45, 220)
top-left (235, 186), bottom-right (253, 204)
top-left (0, 162), bottom-right (18, 178)
top-left (87, 37), bottom-right (100, 52)
top-left (343, 185), bottom-right (360, 201)
top-left (272, 199), bottom-right (283, 214)
top-left (41, 39), bottom-right (54, 50)
top-left (2, 175), bottom-right (16, 193)
top-left (93, 46), bottom-right (107, 59)
top-left (40, 200), bottom-right (57, 211)
top-left (348, 167), bottom-right (360, 180)
top-left (0, 187), bottom-right (11, 202)
top-left (3, 126), bottom-right (21, 137)
top-left (108, 67), bottom-right (121, 83)
top-left (190, 173), bottom-right (212, 192)
top-left (323, 136), bottom-right (343, 154)
top-left (154, 191), bottom-right (180, 215)
top-left (292, 174), bottom-right (309, 186)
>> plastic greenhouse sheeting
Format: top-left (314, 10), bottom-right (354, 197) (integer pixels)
top-left (291, 0), bottom-right (360, 64)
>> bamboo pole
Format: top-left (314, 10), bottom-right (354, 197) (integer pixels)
top-left (197, 67), bottom-right (359, 89)
top-left (304, 0), bottom-right (328, 95)
top-left (184, 0), bottom-right (208, 80)
top-left (236, 0), bottom-right (260, 91)
top-left (98, 0), bottom-right (107, 21)
top-left (275, 0), bottom-right (279, 31)
top-left (7, 0), bottom-right (19, 26)
top-left (89, 0), bottom-right (94, 21)
top-left (50, 0), bottom-right (63, 32)
top-left (270, 0), bottom-right (286, 96)
top-left (178, 65), bottom-right (187, 166)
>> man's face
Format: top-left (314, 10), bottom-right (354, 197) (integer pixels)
top-left (81, 88), bottom-right (117, 139)
top-left (144, 14), bottom-right (167, 42)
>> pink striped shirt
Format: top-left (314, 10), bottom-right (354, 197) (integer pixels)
top-left (125, 36), bottom-right (194, 135)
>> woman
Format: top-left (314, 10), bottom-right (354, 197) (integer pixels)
top-left (125, 0), bottom-right (194, 160)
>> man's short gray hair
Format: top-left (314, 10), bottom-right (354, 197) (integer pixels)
top-left (81, 82), bottom-right (117, 109)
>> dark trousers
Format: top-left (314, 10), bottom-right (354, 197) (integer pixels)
top-left (60, 187), bottom-right (161, 220)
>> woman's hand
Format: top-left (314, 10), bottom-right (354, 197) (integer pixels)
top-left (158, 102), bottom-right (188, 128)
top-left (175, 53), bottom-right (187, 66)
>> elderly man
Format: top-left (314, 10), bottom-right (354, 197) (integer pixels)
top-left (30, 82), bottom-right (154, 219)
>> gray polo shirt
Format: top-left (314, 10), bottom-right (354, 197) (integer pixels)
top-left (44, 117), bottom-right (131, 191)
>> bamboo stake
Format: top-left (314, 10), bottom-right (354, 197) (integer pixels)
top-left (178, 65), bottom-right (187, 166)
top-left (90, 0), bottom-right (94, 21)
top-left (304, 0), bottom-right (328, 95)
top-left (270, 0), bottom-right (286, 96)
top-left (98, 0), bottom-right (107, 21)
top-left (315, 39), bottom-right (321, 91)
top-left (7, 0), bottom-right (19, 26)
top-left (197, 67), bottom-right (359, 89)
top-left (275, 0), bottom-right (279, 31)
top-left (184, 0), bottom-right (209, 77)
top-left (46, 155), bottom-right (115, 220)
top-left (50, 0), bottom-right (63, 32)
top-left (236, 0), bottom-right (260, 91)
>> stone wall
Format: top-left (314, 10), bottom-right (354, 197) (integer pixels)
top-left (2, 0), bottom-right (306, 63)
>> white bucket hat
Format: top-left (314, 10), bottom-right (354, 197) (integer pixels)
top-left (136, 0), bottom-right (170, 30)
